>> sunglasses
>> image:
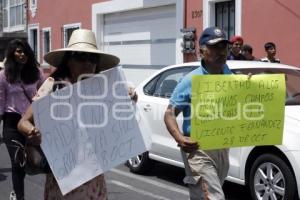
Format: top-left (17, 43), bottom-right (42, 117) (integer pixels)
top-left (69, 52), bottom-right (99, 64)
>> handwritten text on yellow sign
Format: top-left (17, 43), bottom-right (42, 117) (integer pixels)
top-left (191, 74), bottom-right (285, 150)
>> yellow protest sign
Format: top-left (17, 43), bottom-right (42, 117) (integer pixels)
top-left (191, 74), bottom-right (285, 150)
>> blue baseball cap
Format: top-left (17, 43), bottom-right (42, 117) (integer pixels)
top-left (199, 27), bottom-right (229, 46)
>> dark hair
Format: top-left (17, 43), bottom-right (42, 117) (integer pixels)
top-left (264, 42), bottom-right (276, 50)
top-left (4, 39), bottom-right (40, 84)
top-left (241, 44), bottom-right (253, 54)
top-left (50, 51), bottom-right (101, 80)
top-left (50, 52), bottom-right (71, 81)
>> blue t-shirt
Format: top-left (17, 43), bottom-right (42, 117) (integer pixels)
top-left (169, 62), bottom-right (232, 136)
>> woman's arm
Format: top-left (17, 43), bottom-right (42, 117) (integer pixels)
top-left (17, 105), bottom-right (41, 145)
top-left (18, 105), bottom-right (35, 136)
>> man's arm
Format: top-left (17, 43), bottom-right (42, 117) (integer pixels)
top-left (164, 105), bottom-right (198, 153)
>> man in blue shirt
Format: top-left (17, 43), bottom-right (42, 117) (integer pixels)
top-left (164, 27), bottom-right (232, 200)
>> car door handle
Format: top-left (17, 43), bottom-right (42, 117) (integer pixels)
top-left (143, 104), bottom-right (151, 112)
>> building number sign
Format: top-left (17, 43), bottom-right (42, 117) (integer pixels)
top-left (192, 10), bottom-right (202, 19)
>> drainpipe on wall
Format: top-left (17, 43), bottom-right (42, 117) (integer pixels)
top-left (25, 0), bottom-right (29, 40)
top-left (183, 0), bottom-right (187, 63)
top-left (185, 0), bottom-right (188, 29)
top-left (61, 26), bottom-right (64, 48)
top-left (0, 1), bottom-right (3, 34)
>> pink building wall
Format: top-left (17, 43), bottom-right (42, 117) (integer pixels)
top-left (28, 0), bottom-right (108, 68)
top-left (242, 0), bottom-right (300, 66)
top-left (184, 0), bottom-right (300, 67)
top-left (30, 0), bottom-right (300, 67)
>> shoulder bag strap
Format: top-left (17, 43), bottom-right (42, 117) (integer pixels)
top-left (20, 84), bottom-right (33, 104)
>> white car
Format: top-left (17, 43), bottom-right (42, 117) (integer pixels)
top-left (127, 61), bottom-right (300, 200)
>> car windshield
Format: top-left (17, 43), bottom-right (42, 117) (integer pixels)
top-left (232, 68), bottom-right (300, 105)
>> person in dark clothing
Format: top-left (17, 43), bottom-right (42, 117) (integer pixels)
top-left (241, 44), bottom-right (257, 61)
top-left (0, 39), bottom-right (44, 200)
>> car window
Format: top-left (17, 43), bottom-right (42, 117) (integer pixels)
top-left (143, 66), bottom-right (196, 98)
top-left (233, 68), bottom-right (300, 105)
top-left (143, 75), bottom-right (160, 96)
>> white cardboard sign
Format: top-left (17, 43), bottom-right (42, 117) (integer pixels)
top-left (32, 67), bottom-right (150, 195)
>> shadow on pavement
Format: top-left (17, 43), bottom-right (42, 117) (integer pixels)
top-left (124, 161), bottom-right (253, 200)
top-left (0, 173), bottom-right (7, 182)
top-left (149, 163), bottom-right (253, 200)
top-left (0, 167), bottom-right (11, 173)
top-left (136, 162), bottom-right (186, 186)
top-left (223, 181), bottom-right (252, 200)
top-left (0, 167), bottom-right (10, 182)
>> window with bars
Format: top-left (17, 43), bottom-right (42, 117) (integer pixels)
top-left (43, 29), bottom-right (51, 59)
top-left (3, 0), bottom-right (8, 28)
top-left (64, 26), bottom-right (80, 47)
top-left (31, 0), bottom-right (36, 6)
top-left (29, 0), bottom-right (37, 17)
top-left (3, 0), bottom-right (26, 29)
top-left (29, 28), bottom-right (38, 59)
top-left (215, 0), bottom-right (235, 39)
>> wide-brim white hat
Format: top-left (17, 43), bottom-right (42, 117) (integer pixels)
top-left (44, 29), bottom-right (120, 72)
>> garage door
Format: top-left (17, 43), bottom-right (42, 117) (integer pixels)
top-left (103, 5), bottom-right (176, 84)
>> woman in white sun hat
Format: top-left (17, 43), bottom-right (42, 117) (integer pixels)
top-left (17, 29), bottom-right (135, 200)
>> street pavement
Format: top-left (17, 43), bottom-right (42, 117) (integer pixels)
top-left (0, 141), bottom-right (189, 200)
top-left (0, 140), bottom-right (251, 200)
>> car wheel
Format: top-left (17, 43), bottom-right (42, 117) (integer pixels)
top-left (249, 153), bottom-right (297, 200)
top-left (126, 152), bottom-right (154, 174)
